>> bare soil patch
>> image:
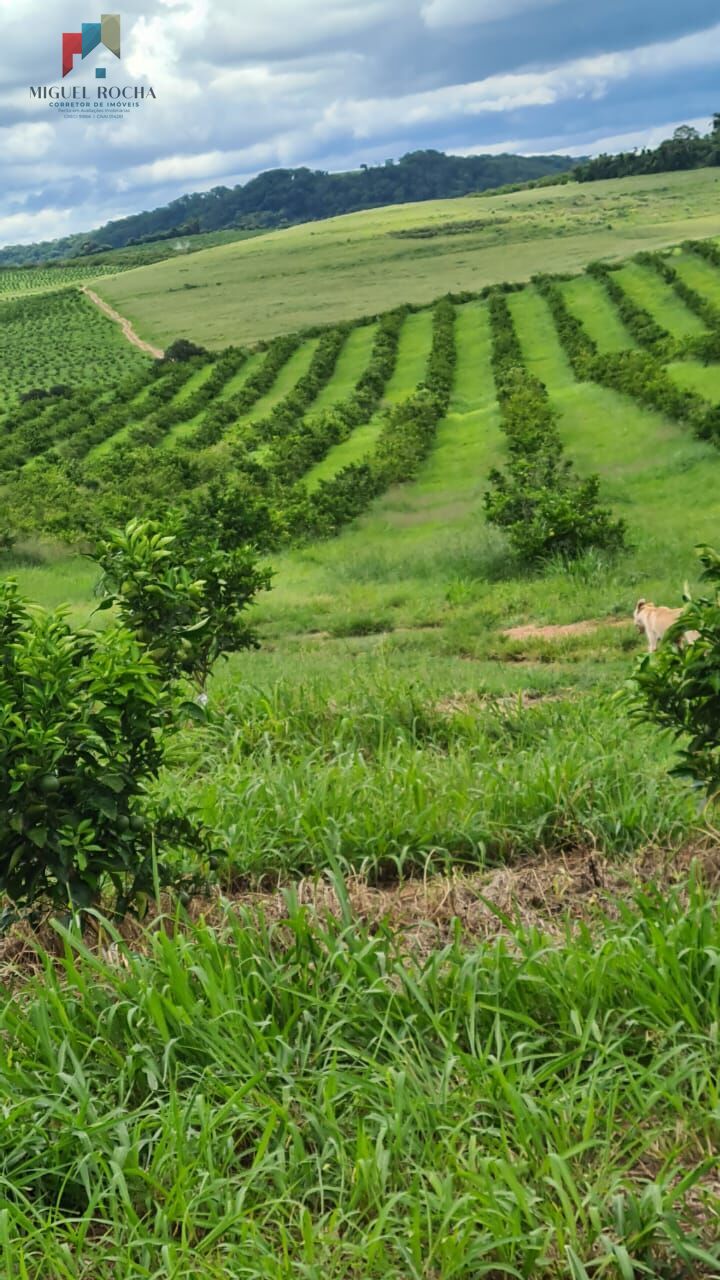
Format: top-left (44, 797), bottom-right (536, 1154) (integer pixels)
top-left (502, 617), bottom-right (631, 642)
top-left (3, 842), bottom-right (719, 983)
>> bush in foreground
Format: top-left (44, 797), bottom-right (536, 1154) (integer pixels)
top-left (94, 515), bottom-right (272, 698)
top-left (0, 580), bottom-right (173, 914)
top-left (0, 516), bottom-right (271, 916)
top-left (630, 544), bottom-right (720, 801)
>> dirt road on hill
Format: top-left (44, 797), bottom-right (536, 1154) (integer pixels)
top-left (82, 287), bottom-right (165, 359)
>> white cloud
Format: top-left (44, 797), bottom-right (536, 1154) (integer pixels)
top-left (316, 22), bottom-right (720, 139)
top-left (422, 0), bottom-right (563, 29)
top-left (0, 207), bottom-right (76, 242)
top-left (0, 121), bottom-right (54, 160)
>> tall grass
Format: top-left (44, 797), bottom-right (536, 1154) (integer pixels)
top-left (1, 883), bottom-right (719, 1276)
top-left (156, 679), bottom-right (700, 883)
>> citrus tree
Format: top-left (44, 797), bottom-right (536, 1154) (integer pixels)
top-left (630, 544), bottom-right (720, 801)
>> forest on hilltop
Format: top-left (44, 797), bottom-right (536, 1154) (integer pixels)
top-left (0, 149), bottom-right (576, 267)
top-left (575, 114), bottom-right (720, 182)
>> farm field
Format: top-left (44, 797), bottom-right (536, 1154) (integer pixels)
top-left (0, 262), bottom-right (126, 297)
top-left (3, 200), bottom-right (720, 1275)
top-left (0, 288), bottom-right (149, 402)
top-left (95, 167), bottom-right (720, 346)
top-left (0, 229), bottom-right (267, 297)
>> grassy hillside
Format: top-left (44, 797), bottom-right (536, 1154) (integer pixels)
top-left (4, 211), bottom-right (720, 1273)
top-left (95, 167), bottom-right (720, 347)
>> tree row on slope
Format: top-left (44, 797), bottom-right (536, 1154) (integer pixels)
top-left (585, 262), bottom-right (674, 358)
top-left (484, 290), bottom-right (625, 563)
top-left (534, 274), bottom-right (720, 445)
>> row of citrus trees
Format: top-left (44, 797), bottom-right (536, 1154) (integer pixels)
top-left (3, 239), bottom-right (720, 549)
top-left (483, 288), bottom-right (625, 562)
top-left (535, 267), bottom-right (720, 445)
top-left (0, 299), bottom-right (456, 549)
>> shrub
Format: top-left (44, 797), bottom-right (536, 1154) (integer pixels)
top-left (485, 451), bottom-right (626, 563)
top-left (93, 516), bottom-right (272, 696)
top-left (161, 338), bottom-right (209, 362)
top-left (630, 544), bottom-right (720, 800)
top-left (0, 580), bottom-right (175, 914)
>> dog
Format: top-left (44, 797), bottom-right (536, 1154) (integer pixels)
top-left (633, 598), bottom-right (700, 653)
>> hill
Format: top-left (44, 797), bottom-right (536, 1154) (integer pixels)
top-left (90, 167), bottom-right (720, 347)
top-left (0, 149), bottom-right (577, 267)
top-left (3, 176), bottom-right (720, 1272)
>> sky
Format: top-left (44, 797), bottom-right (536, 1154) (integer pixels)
top-left (0, 0), bottom-right (719, 247)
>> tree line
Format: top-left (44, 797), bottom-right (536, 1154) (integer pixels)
top-left (0, 150), bottom-right (575, 267)
top-left (573, 115), bottom-right (720, 183)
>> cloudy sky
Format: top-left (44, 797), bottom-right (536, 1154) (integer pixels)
top-left (1, 0), bottom-right (719, 247)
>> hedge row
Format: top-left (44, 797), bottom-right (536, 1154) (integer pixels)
top-left (532, 272), bottom-right (717, 448)
top-left (586, 261), bottom-right (675, 357)
top-left (636, 251), bottom-right (720, 331)
top-left (0, 365), bottom-right (174, 473)
top-left (298, 298), bottom-right (456, 539)
top-left (535, 274), bottom-right (720, 446)
top-left (484, 289), bottom-right (625, 563)
top-left (532, 274), bottom-right (597, 376)
top-left (263, 310), bottom-right (406, 486)
top-left (182, 335), bottom-right (302, 450)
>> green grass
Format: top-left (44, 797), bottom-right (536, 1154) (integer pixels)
top-left (509, 287), bottom-right (720, 596)
top-left (305, 310), bottom-right (434, 486)
top-left (5, 211), bottom-right (720, 1273)
top-left (560, 273), bottom-right (636, 351)
top-left (215, 351), bottom-right (265, 399)
top-left (613, 261), bottom-right (707, 338)
top-left (95, 169), bottom-right (720, 347)
top-left (665, 359), bottom-right (720, 399)
top-left (0, 230), bottom-right (267, 296)
top-left (672, 249), bottom-right (720, 308)
top-left (310, 322), bottom-right (378, 413)
top-left (223, 339), bottom-right (320, 443)
top-left (2, 882), bottom-right (719, 1277)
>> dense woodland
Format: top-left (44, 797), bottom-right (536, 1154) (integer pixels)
top-left (0, 149), bottom-right (575, 266)
top-left (574, 114), bottom-right (720, 182)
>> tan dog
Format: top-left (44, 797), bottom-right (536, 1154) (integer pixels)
top-left (633, 598), bottom-right (699, 653)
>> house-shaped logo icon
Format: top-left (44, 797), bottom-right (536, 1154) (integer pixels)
top-left (62, 14), bottom-right (121, 78)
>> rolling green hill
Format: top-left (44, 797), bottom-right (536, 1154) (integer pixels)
top-left (94, 167), bottom-right (720, 346)
top-left (0, 148), bottom-right (577, 267)
top-left (3, 179), bottom-right (720, 1275)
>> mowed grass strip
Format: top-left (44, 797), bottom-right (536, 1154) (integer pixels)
top-left (310, 322), bottom-right (378, 414)
top-left (223, 338), bottom-right (320, 442)
top-left (664, 359), bottom-right (720, 400)
top-left (380, 300), bottom-right (503, 533)
top-left (560, 273), bottom-right (636, 351)
top-left (673, 249), bottom-right (720, 308)
top-left (614, 261), bottom-right (708, 338)
top-left (215, 350), bottom-right (265, 400)
top-left (306, 308), bottom-right (434, 487)
top-left (163, 355), bottom-right (268, 447)
top-left (509, 286), bottom-right (720, 596)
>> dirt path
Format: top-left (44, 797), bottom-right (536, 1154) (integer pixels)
top-left (502, 618), bottom-right (630, 641)
top-left (82, 287), bottom-right (165, 359)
